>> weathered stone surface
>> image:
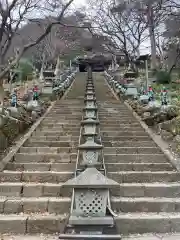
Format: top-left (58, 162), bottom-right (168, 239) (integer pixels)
top-left (27, 215), bottom-right (66, 234)
top-left (0, 215), bottom-right (27, 233)
top-left (0, 183), bottom-right (22, 197)
top-left (23, 198), bottom-right (48, 213)
top-left (23, 184), bottom-right (43, 197)
top-left (48, 198), bottom-right (71, 214)
top-left (4, 200), bottom-right (23, 214)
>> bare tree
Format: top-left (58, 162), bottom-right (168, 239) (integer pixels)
top-left (155, 30), bottom-right (167, 68)
top-left (29, 19), bottom-right (81, 66)
top-left (0, 0), bottom-right (75, 81)
top-left (113, 0), bottom-right (171, 69)
top-left (86, 0), bottom-right (149, 70)
top-left (163, 10), bottom-right (180, 72)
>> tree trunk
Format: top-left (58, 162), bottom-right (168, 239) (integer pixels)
top-left (0, 80), bottom-right (5, 106)
top-left (147, 5), bottom-right (157, 70)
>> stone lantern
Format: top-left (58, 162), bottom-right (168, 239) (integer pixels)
top-left (78, 137), bottom-right (102, 166)
top-left (86, 82), bottom-right (94, 87)
top-left (86, 86), bottom-right (94, 92)
top-left (81, 118), bottom-right (99, 138)
top-left (84, 105), bottom-right (97, 119)
top-left (86, 89), bottom-right (95, 95)
top-left (84, 94), bottom-right (96, 101)
top-left (85, 92), bottom-right (95, 98)
top-left (85, 99), bottom-right (96, 108)
top-left (61, 167), bottom-right (119, 226)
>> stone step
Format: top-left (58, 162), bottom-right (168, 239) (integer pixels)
top-left (50, 107), bottom-right (83, 109)
top-left (42, 120), bottom-right (80, 124)
top-left (104, 154), bottom-right (167, 163)
top-left (41, 123), bottom-right (79, 128)
top-left (39, 127), bottom-right (80, 132)
top-left (101, 131), bottom-right (147, 137)
top-left (0, 171), bottom-right (73, 183)
top-left (34, 131), bottom-right (80, 136)
top-left (0, 182), bottom-right (72, 197)
top-left (99, 111), bottom-right (132, 114)
top-left (6, 162), bottom-right (76, 171)
top-left (99, 114), bottom-right (134, 118)
top-left (30, 136), bottom-right (79, 141)
top-left (100, 123), bottom-right (141, 127)
top-left (100, 120), bottom-right (138, 124)
top-left (104, 147), bottom-right (162, 154)
top-left (45, 116), bottom-right (81, 120)
top-left (102, 136), bottom-right (152, 141)
top-left (46, 112), bottom-right (82, 115)
top-left (48, 111), bottom-right (82, 114)
top-left (98, 111), bottom-right (132, 115)
top-left (25, 141), bottom-right (78, 147)
top-left (98, 108), bottom-right (131, 111)
top-left (0, 213), bottom-right (66, 234)
top-left (54, 102), bottom-right (82, 105)
top-left (115, 212), bottom-right (180, 234)
top-left (19, 147), bottom-right (77, 154)
top-left (15, 153), bottom-right (77, 163)
top-left (103, 141), bottom-right (157, 147)
top-left (45, 114), bottom-right (80, 118)
top-left (106, 163), bottom-right (173, 171)
top-left (50, 109), bottom-right (82, 112)
top-left (111, 197), bottom-right (180, 213)
top-left (0, 197), bottom-right (70, 214)
top-left (111, 182), bottom-right (180, 198)
top-left (108, 171), bottom-right (179, 183)
top-left (48, 109), bottom-right (81, 112)
top-left (100, 127), bottom-right (143, 131)
top-left (100, 119), bottom-right (138, 124)
top-left (100, 115), bottom-right (134, 119)
top-left (41, 123), bottom-right (80, 127)
top-left (52, 107), bottom-right (83, 110)
top-left (42, 114), bottom-right (78, 118)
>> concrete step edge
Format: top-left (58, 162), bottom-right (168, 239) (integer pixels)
top-left (111, 197), bottom-right (180, 202)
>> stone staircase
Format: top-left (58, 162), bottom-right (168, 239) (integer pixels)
top-left (0, 74), bottom-right (85, 234)
top-left (1, 72), bottom-right (180, 239)
top-left (94, 73), bottom-right (180, 235)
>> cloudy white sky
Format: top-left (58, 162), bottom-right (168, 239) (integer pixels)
top-left (73, 0), bottom-right (86, 7)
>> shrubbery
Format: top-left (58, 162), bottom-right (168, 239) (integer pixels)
top-left (156, 70), bottom-right (171, 84)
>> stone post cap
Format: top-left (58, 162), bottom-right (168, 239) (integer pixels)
top-left (81, 118), bottom-right (99, 125)
top-left (78, 138), bottom-right (103, 149)
top-left (62, 167), bottom-right (119, 188)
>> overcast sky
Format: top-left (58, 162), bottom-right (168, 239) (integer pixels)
top-left (73, 0), bottom-right (86, 7)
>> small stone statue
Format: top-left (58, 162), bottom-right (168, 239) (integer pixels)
top-left (147, 85), bottom-right (154, 102)
top-left (33, 85), bottom-right (39, 101)
top-left (11, 89), bottom-right (17, 107)
top-left (140, 83), bottom-right (146, 95)
top-left (160, 86), bottom-right (168, 105)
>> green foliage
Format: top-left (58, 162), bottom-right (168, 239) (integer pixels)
top-left (156, 70), bottom-right (171, 84)
top-left (17, 58), bottom-right (34, 81)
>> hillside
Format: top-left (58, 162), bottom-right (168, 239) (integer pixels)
top-left (4, 14), bottom-right (110, 64)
